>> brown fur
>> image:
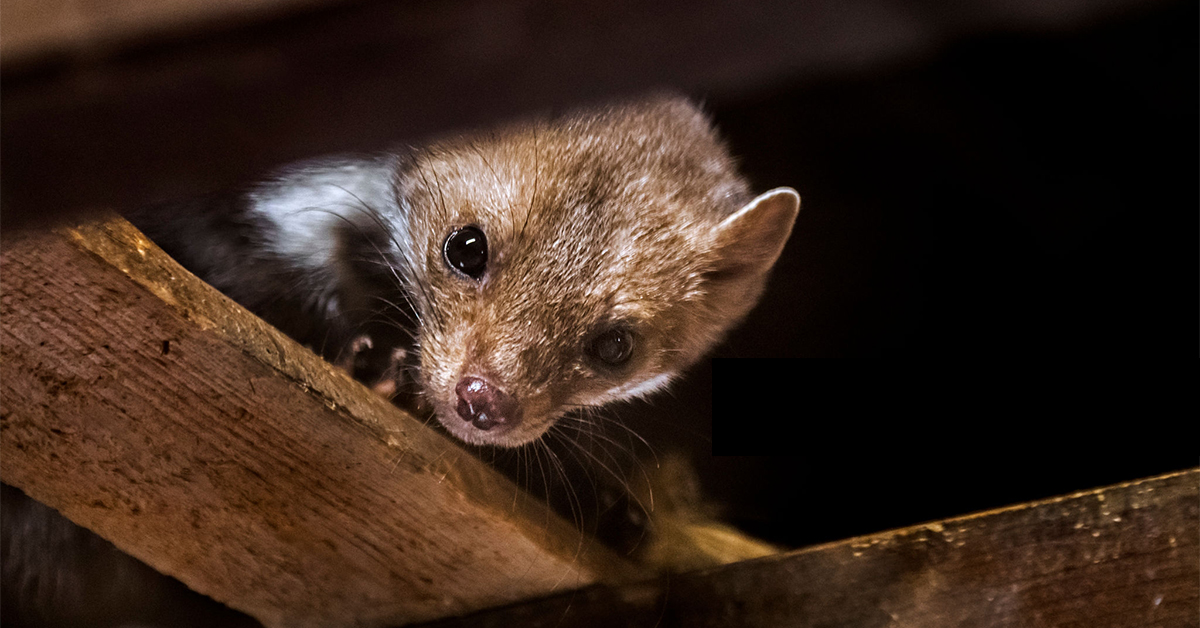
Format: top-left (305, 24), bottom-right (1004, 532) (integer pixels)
top-left (392, 96), bottom-right (800, 445)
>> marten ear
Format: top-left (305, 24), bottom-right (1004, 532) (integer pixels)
top-left (709, 187), bottom-right (801, 283)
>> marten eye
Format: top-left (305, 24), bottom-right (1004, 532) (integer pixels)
top-left (589, 326), bottom-right (635, 367)
top-left (443, 226), bottom-right (488, 279)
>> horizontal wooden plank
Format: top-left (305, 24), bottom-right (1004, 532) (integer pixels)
top-left (1, 0), bottom-right (1166, 227)
top-left (412, 469), bottom-right (1200, 627)
top-left (0, 217), bottom-right (640, 628)
top-left (0, 0), bottom-right (351, 65)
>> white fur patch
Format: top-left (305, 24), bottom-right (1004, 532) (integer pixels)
top-left (608, 371), bottom-right (674, 400)
top-left (249, 157), bottom-right (401, 271)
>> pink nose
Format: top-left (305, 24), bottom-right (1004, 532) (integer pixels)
top-left (455, 376), bottom-right (523, 431)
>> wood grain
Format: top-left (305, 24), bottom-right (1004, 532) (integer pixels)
top-left (0, 217), bottom-right (639, 628)
top-left (413, 469), bottom-right (1200, 627)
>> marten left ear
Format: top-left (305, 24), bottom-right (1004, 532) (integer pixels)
top-left (709, 187), bottom-right (801, 282)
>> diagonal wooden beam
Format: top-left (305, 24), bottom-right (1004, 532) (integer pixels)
top-left (0, 217), bottom-right (640, 628)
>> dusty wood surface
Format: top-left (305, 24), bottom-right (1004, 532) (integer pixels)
top-left (412, 468), bottom-right (1199, 627)
top-left (0, 217), bottom-right (639, 628)
top-left (1, 0), bottom-right (1167, 228)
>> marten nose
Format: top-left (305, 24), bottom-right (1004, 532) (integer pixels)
top-left (455, 376), bottom-right (523, 431)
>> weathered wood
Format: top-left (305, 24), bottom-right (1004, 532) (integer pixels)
top-left (0, 217), bottom-right (640, 628)
top-left (1, 0), bottom-right (1165, 227)
top-left (0, 0), bottom-right (349, 65)
top-left (412, 469), bottom-right (1200, 627)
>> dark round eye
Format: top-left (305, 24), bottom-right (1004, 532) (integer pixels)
top-left (589, 327), bottom-right (635, 367)
top-left (443, 226), bottom-right (488, 279)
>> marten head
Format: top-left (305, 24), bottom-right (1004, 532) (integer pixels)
top-left (390, 96), bottom-right (799, 447)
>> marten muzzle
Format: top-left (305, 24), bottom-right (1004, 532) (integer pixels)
top-left (454, 375), bottom-right (524, 433)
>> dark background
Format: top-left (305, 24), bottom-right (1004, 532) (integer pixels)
top-left (620, 0), bottom-right (1197, 548)
top-left (3, 0), bottom-right (1195, 566)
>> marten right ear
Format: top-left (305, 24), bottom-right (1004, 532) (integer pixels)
top-left (708, 187), bottom-right (801, 284)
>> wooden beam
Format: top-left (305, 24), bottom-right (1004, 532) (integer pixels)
top-left (411, 469), bottom-right (1200, 627)
top-left (1, 0), bottom-right (1166, 228)
top-left (0, 217), bottom-right (640, 628)
top-left (0, 0), bottom-right (351, 65)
